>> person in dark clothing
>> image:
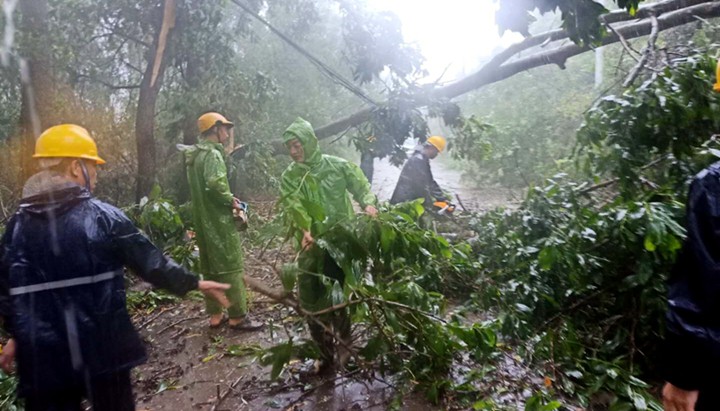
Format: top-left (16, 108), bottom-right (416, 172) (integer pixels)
top-left (662, 161), bottom-right (720, 411)
top-left (661, 65), bottom-right (720, 411)
top-left (390, 135), bottom-right (449, 207)
top-left (0, 124), bottom-right (231, 411)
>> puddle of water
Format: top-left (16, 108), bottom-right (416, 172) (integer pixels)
top-left (298, 376), bottom-right (435, 411)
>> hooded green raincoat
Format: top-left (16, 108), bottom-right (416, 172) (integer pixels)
top-left (183, 140), bottom-right (247, 317)
top-left (280, 118), bottom-right (376, 360)
top-left (280, 118), bottom-right (376, 243)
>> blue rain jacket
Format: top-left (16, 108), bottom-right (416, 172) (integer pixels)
top-left (0, 182), bottom-right (198, 398)
top-left (664, 161), bottom-right (720, 390)
top-left (389, 149), bottom-right (446, 206)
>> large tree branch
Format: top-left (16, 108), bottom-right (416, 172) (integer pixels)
top-left (313, 0), bottom-right (720, 140)
top-left (459, 1), bottom-right (720, 99)
top-left (623, 14), bottom-right (661, 87)
top-left (150, 0), bottom-right (176, 88)
top-left (600, 0), bottom-right (709, 24)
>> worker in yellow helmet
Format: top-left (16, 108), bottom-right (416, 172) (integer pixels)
top-left (182, 112), bottom-right (262, 330)
top-left (0, 124), bottom-right (231, 410)
top-left (389, 135), bottom-right (451, 210)
top-left (660, 61), bottom-right (720, 411)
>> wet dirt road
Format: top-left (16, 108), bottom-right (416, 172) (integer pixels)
top-left (132, 247), bottom-right (439, 411)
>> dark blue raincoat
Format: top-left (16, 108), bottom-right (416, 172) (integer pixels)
top-left (0, 182), bottom-right (199, 398)
top-left (664, 161), bottom-right (720, 398)
top-left (389, 149), bottom-right (446, 206)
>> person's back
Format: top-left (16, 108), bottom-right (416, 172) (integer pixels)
top-left (184, 140), bottom-right (243, 271)
top-left (0, 124), bottom-right (231, 411)
top-left (662, 161), bottom-right (720, 410)
top-left (389, 136), bottom-right (447, 207)
top-left (660, 62), bottom-right (720, 411)
top-left (390, 150), bottom-right (432, 205)
top-left (4, 181), bottom-right (154, 397)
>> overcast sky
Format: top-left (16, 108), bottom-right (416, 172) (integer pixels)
top-left (365, 0), bottom-right (523, 83)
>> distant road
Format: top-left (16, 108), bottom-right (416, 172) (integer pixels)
top-left (371, 157), bottom-right (519, 211)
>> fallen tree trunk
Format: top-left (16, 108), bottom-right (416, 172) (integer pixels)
top-left (438, 1), bottom-right (720, 100)
top-left (243, 275), bottom-right (296, 308)
top-left (311, 0), bottom-right (720, 140)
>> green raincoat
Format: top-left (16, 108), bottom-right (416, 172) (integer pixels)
top-left (280, 118), bottom-right (376, 360)
top-left (280, 118), bottom-right (376, 242)
top-left (183, 140), bottom-right (247, 317)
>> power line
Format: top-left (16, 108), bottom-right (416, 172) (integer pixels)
top-left (229, 0), bottom-right (379, 107)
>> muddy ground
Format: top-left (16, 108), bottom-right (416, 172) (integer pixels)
top-left (130, 161), bottom-right (545, 411)
top-left (132, 247), bottom-right (440, 411)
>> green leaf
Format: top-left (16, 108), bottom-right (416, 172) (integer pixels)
top-left (330, 281), bottom-right (345, 305)
top-left (538, 248), bottom-right (555, 270)
top-left (227, 344), bottom-right (262, 357)
top-left (643, 236), bottom-right (656, 252)
top-left (541, 401), bottom-right (562, 411)
top-left (260, 341), bottom-right (294, 380)
top-left (148, 183), bottom-right (162, 200)
top-left (280, 263), bottom-right (298, 292)
top-left (472, 399), bottom-right (495, 410)
top-left (380, 226), bottom-right (397, 253)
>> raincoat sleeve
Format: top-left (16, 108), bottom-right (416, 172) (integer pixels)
top-left (0, 217), bottom-right (16, 335)
top-left (203, 150), bottom-right (234, 208)
top-left (109, 210), bottom-right (199, 296)
top-left (342, 161), bottom-right (376, 208)
top-left (682, 177), bottom-right (720, 311)
top-left (280, 170), bottom-right (312, 233)
top-left (662, 176), bottom-right (720, 390)
top-left (426, 163), bottom-right (447, 202)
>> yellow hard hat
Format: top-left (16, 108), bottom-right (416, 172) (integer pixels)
top-left (714, 59), bottom-right (720, 92)
top-left (426, 135), bottom-right (447, 153)
top-left (33, 124), bottom-right (106, 164)
top-left (198, 112), bottom-right (234, 134)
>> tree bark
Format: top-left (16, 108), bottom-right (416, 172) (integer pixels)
top-left (176, 54), bottom-right (201, 203)
top-left (135, 0), bottom-right (177, 202)
top-left (360, 151), bottom-right (374, 182)
top-left (312, 0), bottom-right (720, 140)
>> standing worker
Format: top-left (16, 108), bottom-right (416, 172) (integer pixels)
top-left (0, 124), bottom-right (232, 411)
top-left (280, 117), bottom-right (378, 374)
top-left (390, 136), bottom-right (451, 209)
top-left (182, 112), bottom-right (261, 330)
top-left (661, 61), bottom-right (720, 411)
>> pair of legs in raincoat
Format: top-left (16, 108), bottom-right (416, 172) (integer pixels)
top-left (203, 268), bottom-right (248, 325)
top-left (297, 247), bottom-right (352, 371)
top-left (197, 240), bottom-right (259, 330)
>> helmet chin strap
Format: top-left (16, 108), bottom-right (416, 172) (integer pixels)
top-left (79, 159), bottom-right (91, 191)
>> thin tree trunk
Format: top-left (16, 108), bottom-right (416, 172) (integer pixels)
top-left (177, 109), bottom-right (198, 203)
top-left (17, 0), bottom-right (54, 184)
top-left (176, 38), bottom-right (202, 203)
top-left (360, 151), bottom-right (374, 182)
top-left (135, 0), bottom-right (176, 201)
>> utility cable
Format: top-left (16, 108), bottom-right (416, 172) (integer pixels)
top-left (229, 0), bottom-right (379, 107)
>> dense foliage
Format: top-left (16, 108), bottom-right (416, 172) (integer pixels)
top-left (463, 52), bottom-right (720, 408)
top-left (2, 0), bottom-right (720, 409)
top-left (263, 201), bottom-right (497, 405)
